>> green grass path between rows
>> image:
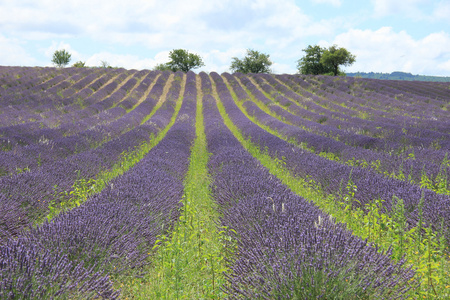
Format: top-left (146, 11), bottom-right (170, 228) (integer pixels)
top-left (121, 75), bottom-right (227, 299)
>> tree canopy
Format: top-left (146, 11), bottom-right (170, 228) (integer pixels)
top-left (72, 61), bottom-right (86, 68)
top-left (230, 49), bottom-right (272, 74)
top-left (297, 44), bottom-right (355, 76)
top-left (156, 49), bottom-right (205, 72)
top-left (321, 45), bottom-right (356, 76)
top-left (297, 45), bottom-right (332, 75)
top-left (52, 49), bottom-right (71, 68)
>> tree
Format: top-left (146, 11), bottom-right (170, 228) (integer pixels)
top-left (297, 45), bottom-right (332, 75)
top-left (52, 49), bottom-right (71, 68)
top-left (163, 49), bottom-right (205, 72)
top-left (72, 61), bottom-right (86, 68)
top-left (100, 60), bottom-right (112, 68)
top-left (297, 44), bottom-right (355, 76)
top-left (230, 49), bottom-right (272, 73)
top-left (320, 45), bottom-right (356, 76)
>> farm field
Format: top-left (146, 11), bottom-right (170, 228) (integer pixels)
top-left (0, 66), bottom-right (449, 299)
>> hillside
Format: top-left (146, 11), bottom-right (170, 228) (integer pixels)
top-left (0, 66), bottom-right (449, 299)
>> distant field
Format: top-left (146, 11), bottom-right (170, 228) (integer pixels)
top-left (1, 66), bottom-right (449, 299)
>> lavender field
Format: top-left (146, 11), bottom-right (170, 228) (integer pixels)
top-left (0, 66), bottom-right (449, 299)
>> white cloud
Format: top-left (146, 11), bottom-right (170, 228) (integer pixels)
top-left (0, 0), bottom-right (318, 50)
top-left (43, 41), bottom-right (82, 65)
top-left (0, 35), bottom-right (38, 66)
top-left (311, 0), bottom-right (342, 7)
top-left (0, 0), bottom-right (448, 75)
top-left (199, 48), bottom-right (246, 74)
top-left (333, 27), bottom-right (450, 75)
top-left (433, 1), bottom-right (450, 22)
top-left (84, 52), bottom-right (162, 70)
top-left (371, 0), bottom-right (430, 18)
top-left (271, 62), bottom-right (297, 74)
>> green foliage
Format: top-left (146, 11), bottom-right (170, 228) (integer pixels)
top-left (321, 44), bottom-right (356, 76)
top-left (51, 49), bottom-right (71, 68)
top-left (230, 49), bottom-right (273, 74)
top-left (297, 44), bottom-right (355, 76)
top-left (162, 49), bottom-right (205, 73)
top-left (100, 60), bottom-right (112, 68)
top-left (297, 45), bottom-right (333, 75)
top-left (72, 61), bottom-right (86, 68)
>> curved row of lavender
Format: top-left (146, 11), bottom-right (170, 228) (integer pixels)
top-left (0, 67), bottom-right (68, 109)
top-left (0, 67), bottom-right (128, 116)
top-left (0, 67), bottom-right (51, 95)
top-left (0, 68), bottom-right (137, 147)
top-left (0, 69), bottom-right (119, 149)
top-left (362, 77), bottom-right (449, 104)
top-left (253, 73), bottom-right (450, 167)
top-left (308, 74), bottom-right (449, 122)
top-left (213, 72), bottom-right (450, 248)
top-left (324, 76), bottom-right (450, 120)
top-left (292, 75), bottom-right (450, 148)
top-left (0, 71), bottom-right (170, 176)
top-left (283, 75), bottom-right (450, 141)
top-left (0, 71), bottom-right (197, 299)
top-left (0, 67), bottom-right (119, 127)
top-left (251, 73), bottom-right (450, 148)
top-left (203, 72), bottom-right (416, 299)
top-left (230, 74), bottom-right (449, 194)
top-left (315, 76), bottom-right (449, 123)
top-left (0, 71), bottom-right (183, 242)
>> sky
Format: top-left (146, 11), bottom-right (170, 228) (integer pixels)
top-left (0, 0), bottom-right (449, 75)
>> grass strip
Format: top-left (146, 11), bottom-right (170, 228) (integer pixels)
top-left (215, 78), bottom-right (450, 299)
top-left (121, 75), bottom-right (227, 299)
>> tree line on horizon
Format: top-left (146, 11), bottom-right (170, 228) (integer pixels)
top-left (51, 45), bottom-right (356, 76)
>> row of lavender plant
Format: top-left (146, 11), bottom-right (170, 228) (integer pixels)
top-left (0, 68), bottom-right (115, 126)
top-left (0, 67), bottom-right (53, 95)
top-left (244, 73), bottom-right (401, 150)
top-left (286, 75), bottom-right (450, 138)
top-left (262, 73), bottom-right (450, 155)
top-left (0, 67), bottom-right (113, 110)
top-left (0, 68), bottom-right (127, 142)
top-left (302, 75), bottom-right (450, 140)
top-left (214, 72), bottom-right (450, 248)
top-left (267, 72), bottom-right (450, 165)
top-left (205, 73), bottom-right (416, 298)
top-left (0, 68), bottom-right (67, 110)
top-left (0, 67), bottom-right (80, 106)
top-left (308, 75), bottom-right (448, 121)
top-left (338, 76), bottom-right (449, 114)
top-left (315, 76), bottom-right (449, 122)
top-left (0, 72), bottom-right (197, 299)
top-left (0, 72), bottom-right (169, 176)
top-left (231, 73), bottom-right (449, 194)
top-left (364, 80), bottom-right (450, 104)
top-left (0, 69), bottom-right (146, 153)
top-left (0, 72), bottom-right (183, 242)
top-left (273, 75), bottom-right (450, 170)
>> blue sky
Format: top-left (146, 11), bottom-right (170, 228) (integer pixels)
top-left (1, 0), bottom-right (449, 75)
